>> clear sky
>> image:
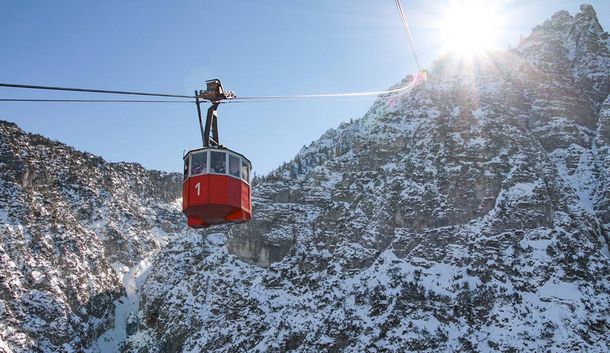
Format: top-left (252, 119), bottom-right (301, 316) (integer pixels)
top-left (1, 1), bottom-right (608, 175)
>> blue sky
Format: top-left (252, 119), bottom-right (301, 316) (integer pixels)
top-left (1, 1), bottom-right (608, 175)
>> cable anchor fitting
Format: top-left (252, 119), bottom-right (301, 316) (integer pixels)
top-left (196, 79), bottom-right (235, 103)
top-left (194, 79), bottom-right (236, 147)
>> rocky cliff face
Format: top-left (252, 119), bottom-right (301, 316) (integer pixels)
top-left (128, 5), bottom-right (610, 352)
top-left (0, 122), bottom-right (185, 352)
top-left (1, 4), bottom-right (609, 353)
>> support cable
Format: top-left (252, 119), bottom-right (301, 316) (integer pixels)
top-left (0, 1), bottom-right (424, 105)
top-left (0, 98), bottom-right (195, 103)
top-left (227, 0), bottom-right (424, 102)
top-left (230, 73), bottom-right (423, 102)
top-left (395, 0), bottom-right (422, 71)
top-left (0, 83), bottom-right (194, 99)
top-left (0, 72), bottom-right (424, 104)
top-left (224, 95), bottom-right (396, 104)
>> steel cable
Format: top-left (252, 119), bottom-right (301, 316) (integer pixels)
top-left (231, 72), bottom-right (424, 102)
top-left (395, 0), bottom-right (422, 71)
top-left (0, 1), bottom-right (424, 105)
top-left (0, 98), bottom-right (195, 103)
top-left (0, 83), bottom-right (194, 99)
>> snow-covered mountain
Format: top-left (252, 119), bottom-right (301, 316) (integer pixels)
top-left (2, 4), bottom-right (610, 353)
top-left (0, 121), bottom-right (187, 352)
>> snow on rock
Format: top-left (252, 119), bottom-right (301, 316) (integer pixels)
top-left (132, 5), bottom-right (610, 352)
top-left (1, 4), bottom-right (610, 353)
top-left (0, 121), bottom-right (186, 352)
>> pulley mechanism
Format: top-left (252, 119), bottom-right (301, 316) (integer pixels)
top-left (194, 79), bottom-right (236, 147)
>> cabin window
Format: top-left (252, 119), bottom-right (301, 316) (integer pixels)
top-left (241, 159), bottom-right (250, 182)
top-left (190, 152), bottom-right (208, 175)
top-left (210, 151), bottom-right (226, 174)
top-left (229, 155), bottom-right (241, 178)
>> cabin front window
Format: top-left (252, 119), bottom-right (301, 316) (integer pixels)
top-left (187, 149), bottom-right (250, 183)
top-left (190, 152), bottom-right (207, 175)
top-left (229, 155), bottom-right (241, 178)
top-left (210, 151), bottom-right (226, 174)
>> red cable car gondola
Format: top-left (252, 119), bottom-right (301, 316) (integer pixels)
top-left (182, 147), bottom-right (252, 228)
top-left (182, 79), bottom-right (252, 228)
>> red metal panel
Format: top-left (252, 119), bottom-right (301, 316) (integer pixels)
top-left (182, 174), bottom-right (252, 227)
top-left (181, 180), bottom-right (189, 211)
top-left (227, 177), bottom-right (241, 208)
top-left (188, 216), bottom-right (208, 228)
top-left (225, 209), bottom-right (246, 222)
top-left (241, 182), bottom-right (251, 212)
top-left (187, 175), bottom-right (209, 207)
top-left (208, 175), bottom-right (228, 205)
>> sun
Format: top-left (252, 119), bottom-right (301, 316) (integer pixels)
top-left (437, 0), bottom-right (504, 57)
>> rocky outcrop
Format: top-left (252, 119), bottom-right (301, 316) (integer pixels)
top-left (0, 122), bottom-right (184, 352)
top-left (131, 5), bottom-right (610, 352)
top-left (1, 4), bottom-right (609, 353)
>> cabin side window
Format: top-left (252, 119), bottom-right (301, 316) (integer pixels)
top-left (229, 155), bottom-right (241, 178)
top-left (210, 151), bottom-right (226, 174)
top-left (241, 159), bottom-right (251, 182)
top-left (190, 152), bottom-right (208, 176)
top-left (183, 158), bottom-right (189, 180)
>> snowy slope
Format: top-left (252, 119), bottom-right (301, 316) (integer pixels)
top-left (1, 4), bottom-right (609, 353)
top-left (128, 5), bottom-right (610, 353)
top-left (0, 122), bottom-right (186, 352)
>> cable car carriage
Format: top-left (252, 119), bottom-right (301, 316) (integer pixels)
top-left (182, 80), bottom-right (252, 228)
top-left (182, 147), bottom-right (251, 227)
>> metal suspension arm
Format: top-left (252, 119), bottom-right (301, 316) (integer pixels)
top-left (203, 103), bottom-right (220, 147)
top-left (195, 91), bottom-right (206, 146)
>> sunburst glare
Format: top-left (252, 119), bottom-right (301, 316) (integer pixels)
top-left (437, 0), bottom-right (506, 58)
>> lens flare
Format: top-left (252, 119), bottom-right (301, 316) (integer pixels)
top-left (438, 0), bottom-right (504, 57)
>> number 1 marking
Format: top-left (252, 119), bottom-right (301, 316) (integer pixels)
top-left (195, 182), bottom-right (201, 196)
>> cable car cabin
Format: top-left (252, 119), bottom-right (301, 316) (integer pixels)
top-left (182, 147), bottom-right (252, 228)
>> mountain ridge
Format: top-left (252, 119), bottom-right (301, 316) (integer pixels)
top-left (1, 4), bottom-right (609, 353)
top-left (130, 4), bottom-right (610, 352)
top-left (0, 119), bottom-right (185, 352)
